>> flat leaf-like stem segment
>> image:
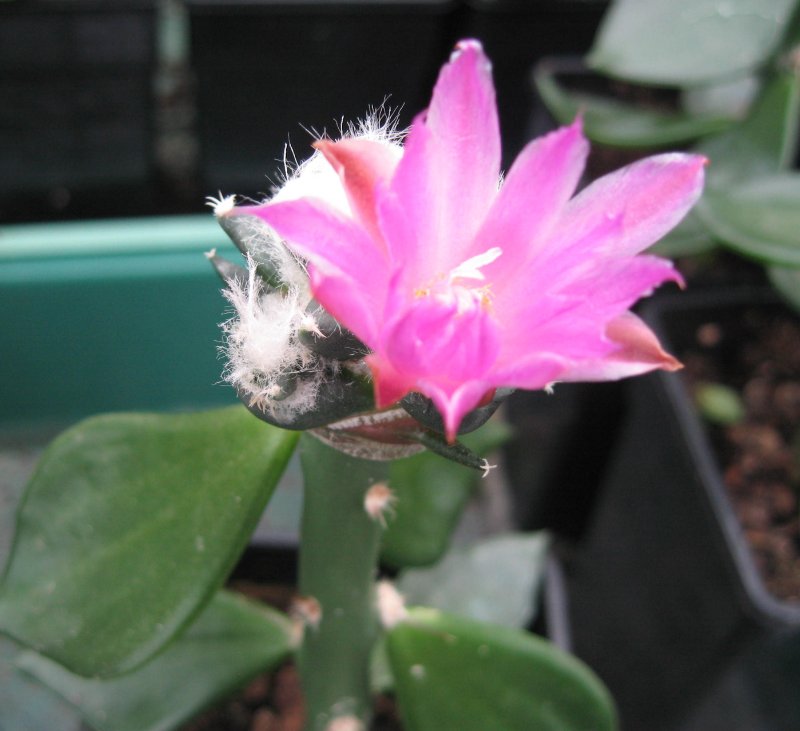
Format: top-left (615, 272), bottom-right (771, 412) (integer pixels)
top-left (397, 533), bottom-right (551, 629)
top-left (17, 590), bottom-right (295, 731)
top-left (534, 57), bottom-right (734, 148)
top-left (380, 421), bottom-right (511, 568)
top-left (0, 406), bottom-right (298, 677)
top-left (588, 0), bottom-right (796, 86)
top-left (694, 71), bottom-right (800, 266)
top-left (387, 609), bottom-right (618, 731)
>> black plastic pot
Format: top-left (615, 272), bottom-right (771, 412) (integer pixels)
top-left (503, 380), bottom-right (626, 539)
top-left (561, 287), bottom-right (800, 731)
top-left (188, 0), bottom-right (456, 198)
top-left (0, 1), bottom-right (158, 222)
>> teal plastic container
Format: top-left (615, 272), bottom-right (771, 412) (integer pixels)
top-left (0, 215), bottom-right (239, 434)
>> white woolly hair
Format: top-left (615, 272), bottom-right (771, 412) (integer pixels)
top-left (221, 230), bottom-right (324, 420)
top-left (271, 105), bottom-right (404, 213)
top-left (221, 108), bottom-right (401, 419)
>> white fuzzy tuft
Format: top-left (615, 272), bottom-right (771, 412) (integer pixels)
top-left (221, 244), bottom-right (322, 418)
top-left (325, 717), bottom-right (364, 731)
top-left (376, 580), bottom-right (408, 629)
top-left (270, 106), bottom-right (404, 216)
top-left (346, 102), bottom-right (406, 145)
top-left (218, 108), bottom-right (401, 420)
top-left (205, 193), bottom-right (236, 217)
top-left (364, 482), bottom-right (397, 526)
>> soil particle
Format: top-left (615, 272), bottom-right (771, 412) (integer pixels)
top-left (683, 306), bottom-right (800, 603)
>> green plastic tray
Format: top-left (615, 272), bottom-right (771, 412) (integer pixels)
top-left (0, 214), bottom-right (238, 434)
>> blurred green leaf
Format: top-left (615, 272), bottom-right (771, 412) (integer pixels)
top-left (688, 71), bottom-right (800, 264)
top-left (17, 590), bottom-right (294, 731)
top-left (682, 75), bottom-right (759, 118)
top-left (650, 210), bottom-right (718, 257)
top-left (397, 533), bottom-right (550, 629)
top-left (0, 636), bottom-right (82, 731)
top-left (0, 406), bottom-right (298, 677)
top-left (534, 60), bottom-right (734, 148)
top-left (588, 0), bottom-right (797, 86)
top-left (380, 421), bottom-right (511, 569)
top-left (387, 609), bottom-right (617, 731)
top-left (698, 173), bottom-right (800, 265)
top-left (695, 383), bottom-right (746, 425)
top-left (768, 264), bottom-right (800, 310)
top-left (700, 70), bottom-right (800, 189)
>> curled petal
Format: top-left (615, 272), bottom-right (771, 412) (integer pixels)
top-left (314, 138), bottom-right (400, 246)
top-left (559, 311), bottom-right (682, 382)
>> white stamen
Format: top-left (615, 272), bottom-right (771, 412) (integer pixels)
top-left (449, 247), bottom-right (503, 282)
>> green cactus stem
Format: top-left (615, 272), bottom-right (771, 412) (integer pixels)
top-left (298, 434), bottom-right (390, 731)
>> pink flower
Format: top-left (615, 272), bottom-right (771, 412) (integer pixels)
top-left (235, 40), bottom-right (705, 440)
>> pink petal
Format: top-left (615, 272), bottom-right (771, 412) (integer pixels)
top-left (559, 254), bottom-right (684, 310)
top-left (366, 288), bottom-right (503, 437)
top-left (387, 40), bottom-right (500, 281)
top-left (557, 153), bottom-right (706, 257)
top-left (488, 352), bottom-right (568, 392)
top-left (476, 119), bottom-right (588, 285)
top-left (493, 255), bottom-right (680, 376)
top-left (313, 138), bottom-right (399, 246)
top-left (559, 311), bottom-right (681, 382)
top-left (417, 379), bottom-right (495, 443)
top-left (366, 353), bottom-right (417, 410)
top-left (492, 211), bottom-right (624, 327)
top-left (494, 295), bottom-right (614, 371)
top-left (383, 295), bottom-right (501, 384)
top-left (243, 198), bottom-right (389, 345)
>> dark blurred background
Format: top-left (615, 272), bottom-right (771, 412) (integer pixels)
top-left (0, 0), bottom-right (607, 224)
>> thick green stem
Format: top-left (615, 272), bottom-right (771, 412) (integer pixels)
top-left (298, 433), bottom-right (389, 731)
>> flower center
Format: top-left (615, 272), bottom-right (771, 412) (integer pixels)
top-left (414, 247), bottom-right (502, 313)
